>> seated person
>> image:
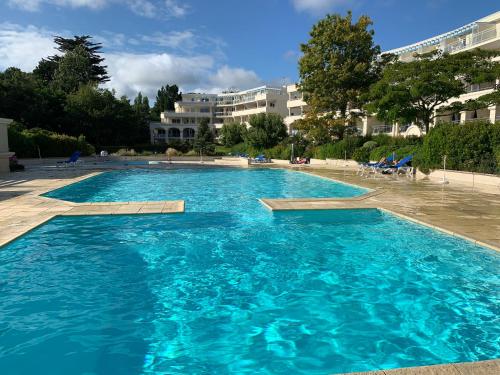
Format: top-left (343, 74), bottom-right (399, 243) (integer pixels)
top-left (9, 154), bottom-right (24, 172)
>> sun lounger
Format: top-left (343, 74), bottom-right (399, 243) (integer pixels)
top-left (57, 151), bottom-right (81, 167)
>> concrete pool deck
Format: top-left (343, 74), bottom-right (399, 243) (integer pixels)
top-left (0, 163), bottom-right (498, 374)
top-left (0, 169), bottom-right (184, 247)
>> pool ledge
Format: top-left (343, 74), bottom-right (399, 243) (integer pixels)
top-left (338, 358), bottom-right (500, 375)
top-left (0, 198), bottom-right (185, 248)
top-left (259, 193), bottom-right (500, 253)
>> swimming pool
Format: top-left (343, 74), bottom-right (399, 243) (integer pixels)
top-left (1, 168), bottom-right (499, 374)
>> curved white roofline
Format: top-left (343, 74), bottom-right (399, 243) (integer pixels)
top-left (383, 11), bottom-right (500, 55)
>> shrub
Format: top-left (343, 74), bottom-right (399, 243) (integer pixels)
top-left (352, 147), bottom-right (371, 162)
top-left (362, 140), bottom-right (377, 150)
top-left (313, 137), bottom-right (364, 160)
top-left (264, 144), bottom-right (291, 160)
top-left (415, 121), bottom-right (498, 174)
top-left (369, 145), bottom-right (398, 161)
top-left (8, 126), bottom-right (95, 158)
top-left (166, 148), bottom-right (179, 158)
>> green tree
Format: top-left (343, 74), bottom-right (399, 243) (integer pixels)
top-left (48, 35), bottom-right (109, 83)
top-left (298, 11), bottom-right (381, 119)
top-left (65, 85), bottom-right (148, 147)
top-left (133, 92), bottom-right (151, 123)
top-left (0, 67), bottom-right (66, 131)
top-left (52, 45), bottom-right (94, 93)
top-left (293, 114), bottom-right (351, 145)
top-left (220, 122), bottom-right (247, 147)
top-left (193, 118), bottom-right (215, 155)
top-left (365, 50), bottom-right (499, 133)
top-left (151, 84), bottom-right (182, 119)
top-left (245, 113), bottom-right (287, 149)
top-left (33, 58), bottom-right (59, 84)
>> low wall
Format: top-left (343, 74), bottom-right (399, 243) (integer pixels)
top-left (214, 157), bottom-right (249, 167)
top-left (427, 169), bottom-right (500, 192)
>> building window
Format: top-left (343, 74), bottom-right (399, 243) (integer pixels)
top-left (200, 108), bottom-right (210, 113)
top-left (269, 102), bottom-right (275, 107)
top-left (168, 128), bottom-right (180, 138)
top-left (171, 119), bottom-right (181, 124)
top-left (183, 128), bottom-right (195, 139)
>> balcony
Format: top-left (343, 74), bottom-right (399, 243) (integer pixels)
top-left (372, 125), bottom-right (393, 135)
top-left (465, 82), bottom-right (498, 93)
top-left (444, 27), bottom-right (497, 53)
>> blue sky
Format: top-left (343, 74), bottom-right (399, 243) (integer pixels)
top-left (0, 0), bottom-right (498, 100)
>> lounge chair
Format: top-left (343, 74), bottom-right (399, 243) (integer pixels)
top-left (252, 154), bottom-right (269, 163)
top-left (358, 153), bottom-right (396, 175)
top-left (57, 151), bottom-right (81, 167)
top-left (380, 154), bottom-right (413, 175)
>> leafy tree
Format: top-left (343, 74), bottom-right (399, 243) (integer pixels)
top-left (298, 11), bottom-right (381, 118)
top-left (293, 114), bottom-right (350, 145)
top-left (133, 92), bottom-right (151, 124)
top-left (193, 118), bottom-right (215, 154)
top-left (0, 67), bottom-right (65, 131)
top-left (365, 50), bottom-right (500, 132)
top-left (151, 84), bottom-right (182, 119)
top-left (49, 35), bottom-right (109, 83)
top-left (33, 59), bottom-right (59, 83)
top-left (220, 122), bottom-right (247, 147)
top-left (65, 85), bottom-right (148, 147)
top-left (245, 113), bottom-right (287, 149)
top-left (52, 45), bottom-right (94, 93)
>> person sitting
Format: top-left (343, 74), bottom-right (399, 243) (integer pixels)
top-left (9, 154), bottom-right (24, 172)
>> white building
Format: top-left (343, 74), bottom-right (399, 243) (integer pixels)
top-left (286, 11), bottom-right (500, 138)
top-left (0, 118), bottom-right (14, 173)
top-left (150, 86), bottom-right (288, 144)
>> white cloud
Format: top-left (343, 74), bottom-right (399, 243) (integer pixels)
top-left (0, 23), bottom-right (266, 100)
top-left (140, 31), bottom-right (196, 49)
top-left (208, 66), bottom-right (263, 92)
top-left (0, 23), bottom-right (58, 71)
top-left (7, 0), bottom-right (189, 18)
top-left (292, 0), bottom-right (352, 14)
top-left (8, 0), bottom-right (107, 12)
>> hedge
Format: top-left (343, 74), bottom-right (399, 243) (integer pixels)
top-left (8, 126), bottom-right (95, 158)
top-left (414, 121), bottom-right (499, 174)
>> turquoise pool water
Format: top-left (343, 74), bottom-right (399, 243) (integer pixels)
top-left (1, 168), bottom-right (499, 374)
top-left (43, 168), bottom-right (369, 211)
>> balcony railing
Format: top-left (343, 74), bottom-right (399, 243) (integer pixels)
top-left (465, 82), bottom-right (498, 93)
top-left (444, 27), bottom-right (497, 53)
top-left (372, 125), bottom-right (393, 134)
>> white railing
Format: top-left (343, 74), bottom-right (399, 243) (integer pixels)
top-left (445, 27), bottom-right (497, 53)
top-left (372, 125), bottom-right (393, 134)
top-left (466, 82), bottom-right (498, 93)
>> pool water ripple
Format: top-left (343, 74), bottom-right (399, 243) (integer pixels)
top-left (0, 168), bottom-right (498, 374)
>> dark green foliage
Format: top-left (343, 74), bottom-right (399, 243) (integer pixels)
top-left (245, 113), bottom-right (287, 149)
top-left (52, 45), bottom-right (94, 93)
top-left (193, 119), bottom-right (215, 155)
top-left (8, 124), bottom-right (95, 158)
top-left (414, 121), bottom-right (499, 174)
top-left (365, 50), bottom-right (499, 132)
top-left (352, 147), bottom-right (371, 162)
top-left (220, 122), bottom-right (247, 147)
top-left (299, 11), bottom-right (381, 116)
top-left (65, 85), bottom-right (149, 147)
top-left (151, 85), bottom-right (182, 119)
top-left (313, 137), bottom-right (365, 159)
top-left (49, 35), bottom-right (109, 83)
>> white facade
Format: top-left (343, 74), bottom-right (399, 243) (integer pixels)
top-left (284, 84), bottom-right (309, 133)
top-left (150, 86), bottom-right (288, 144)
top-left (0, 118), bottom-right (14, 173)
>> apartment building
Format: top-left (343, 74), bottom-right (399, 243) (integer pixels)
top-left (284, 11), bottom-right (500, 138)
top-left (150, 86), bottom-right (288, 144)
top-left (371, 10), bottom-right (500, 137)
top-left (283, 84), bottom-right (309, 133)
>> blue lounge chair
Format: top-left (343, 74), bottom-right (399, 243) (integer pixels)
top-left (57, 151), bottom-right (81, 167)
top-left (252, 154), bottom-right (269, 163)
top-left (381, 154), bottom-right (413, 175)
top-left (358, 153), bottom-right (396, 175)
